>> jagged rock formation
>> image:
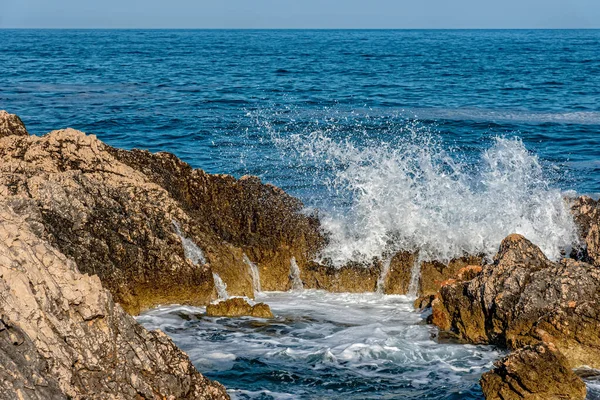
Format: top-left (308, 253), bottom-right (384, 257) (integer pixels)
top-left (571, 196), bottom-right (600, 267)
top-left (0, 110), bottom-right (28, 138)
top-left (0, 207), bottom-right (228, 399)
top-left (0, 111), bottom-right (324, 314)
top-left (480, 343), bottom-right (587, 400)
top-left (206, 298), bottom-right (273, 318)
top-left (433, 234), bottom-right (600, 369)
top-left (301, 261), bottom-right (381, 292)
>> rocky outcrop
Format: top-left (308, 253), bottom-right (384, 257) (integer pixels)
top-left (0, 116), bottom-right (324, 313)
top-left (480, 343), bottom-right (586, 400)
top-left (300, 261), bottom-right (381, 292)
top-left (109, 148), bottom-right (325, 294)
top-left (0, 207), bottom-right (228, 399)
top-left (0, 110), bottom-right (28, 138)
top-left (206, 298), bottom-right (273, 318)
top-left (571, 196), bottom-right (600, 267)
top-left (433, 234), bottom-right (600, 370)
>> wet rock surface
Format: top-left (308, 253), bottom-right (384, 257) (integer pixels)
top-left (0, 115), bottom-right (324, 313)
top-left (0, 207), bottom-right (228, 399)
top-left (434, 234), bottom-right (600, 369)
top-left (571, 196), bottom-right (600, 267)
top-left (206, 298), bottom-right (274, 318)
top-left (480, 343), bottom-right (587, 400)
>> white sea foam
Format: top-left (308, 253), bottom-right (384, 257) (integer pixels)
top-left (212, 273), bottom-right (229, 300)
top-left (172, 221), bottom-right (207, 265)
top-left (137, 291), bottom-right (505, 399)
top-left (269, 123), bottom-right (579, 265)
top-left (243, 253), bottom-right (262, 295)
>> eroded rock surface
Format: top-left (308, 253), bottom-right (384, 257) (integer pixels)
top-left (480, 343), bottom-right (586, 400)
top-left (571, 196), bottom-right (600, 267)
top-left (206, 298), bottom-right (273, 318)
top-left (0, 208), bottom-right (228, 399)
top-left (434, 234), bottom-right (600, 369)
top-left (0, 120), bottom-right (324, 313)
top-left (0, 110), bottom-right (28, 138)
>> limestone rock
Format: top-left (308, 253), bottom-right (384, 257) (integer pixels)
top-left (435, 234), bottom-right (600, 369)
top-left (0, 119), bottom-right (324, 313)
top-left (571, 196), bottom-right (600, 267)
top-left (206, 298), bottom-right (273, 318)
top-left (480, 343), bottom-right (586, 400)
top-left (0, 110), bottom-right (28, 138)
top-left (0, 207), bottom-right (228, 399)
top-left (300, 261), bottom-right (380, 292)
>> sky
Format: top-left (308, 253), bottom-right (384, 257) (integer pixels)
top-left (2, 0), bottom-right (600, 29)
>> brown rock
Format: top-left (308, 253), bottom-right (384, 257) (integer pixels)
top-left (206, 298), bottom-right (273, 318)
top-left (109, 148), bottom-right (325, 293)
top-left (456, 264), bottom-right (483, 281)
top-left (435, 234), bottom-right (600, 369)
top-left (381, 251), bottom-right (416, 294)
top-left (0, 110), bottom-right (28, 138)
top-left (0, 207), bottom-right (228, 399)
top-left (571, 196), bottom-right (600, 267)
top-left (480, 343), bottom-right (586, 400)
top-left (0, 123), bottom-right (324, 313)
top-left (300, 261), bottom-right (379, 292)
top-left (419, 255), bottom-right (483, 296)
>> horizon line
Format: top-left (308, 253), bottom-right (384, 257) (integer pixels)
top-left (2, 27), bottom-right (600, 30)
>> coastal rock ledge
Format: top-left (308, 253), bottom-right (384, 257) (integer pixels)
top-left (0, 208), bottom-right (228, 399)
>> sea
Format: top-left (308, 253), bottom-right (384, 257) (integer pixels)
top-left (1, 29), bottom-right (599, 399)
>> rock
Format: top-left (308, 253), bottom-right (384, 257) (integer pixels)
top-left (206, 298), bottom-right (273, 318)
top-left (109, 148), bottom-right (325, 294)
top-left (0, 110), bottom-right (28, 138)
top-left (434, 234), bottom-right (600, 369)
top-left (414, 294), bottom-right (436, 310)
top-left (456, 264), bottom-right (483, 281)
top-left (418, 256), bottom-right (483, 296)
top-left (480, 343), bottom-right (586, 400)
top-left (0, 118), bottom-right (324, 313)
top-left (0, 207), bottom-right (228, 399)
top-left (300, 261), bottom-right (380, 292)
top-left (571, 196), bottom-right (600, 266)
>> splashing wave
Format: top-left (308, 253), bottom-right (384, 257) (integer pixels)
top-left (265, 116), bottom-right (578, 264)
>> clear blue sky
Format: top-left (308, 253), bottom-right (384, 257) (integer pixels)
top-left (2, 0), bottom-right (599, 29)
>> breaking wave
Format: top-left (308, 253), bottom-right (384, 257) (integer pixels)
top-left (264, 115), bottom-right (578, 264)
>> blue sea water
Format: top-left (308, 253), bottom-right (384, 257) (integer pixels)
top-left (2, 29), bottom-right (600, 399)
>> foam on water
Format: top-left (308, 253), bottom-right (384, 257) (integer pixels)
top-left (266, 119), bottom-right (579, 266)
top-left (173, 221), bottom-right (207, 266)
top-left (212, 273), bottom-right (229, 300)
top-left (137, 291), bottom-right (504, 399)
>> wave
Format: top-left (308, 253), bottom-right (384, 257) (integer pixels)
top-left (265, 115), bottom-right (578, 265)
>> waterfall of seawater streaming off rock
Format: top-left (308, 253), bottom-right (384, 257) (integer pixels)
top-left (212, 273), bottom-right (229, 300)
top-left (243, 253), bottom-right (261, 295)
top-left (172, 221), bottom-right (207, 266)
top-left (289, 257), bottom-right (303, 291)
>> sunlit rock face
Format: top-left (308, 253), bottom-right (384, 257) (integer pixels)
top-left (0, 207), bottom-right (229, 400)
top-left (480, 343), bottom-right (587, 400)
top-left (0, 111), bottom-right (324, 314)
top-left (434, 234), bottom-right (600, 371)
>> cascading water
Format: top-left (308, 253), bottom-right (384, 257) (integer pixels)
top-left (243, 253), bottom-right (261, 295)
top-left (289, 257), bottom-right (303, 291)
top-left (172, 221), bottom-right (207, 266)
top-left (375, 257), bottom-right (392, 294)
top-left (212, 273), bottom-right (229, 300)
top-left (407, 257), bottom-right (423, 297)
